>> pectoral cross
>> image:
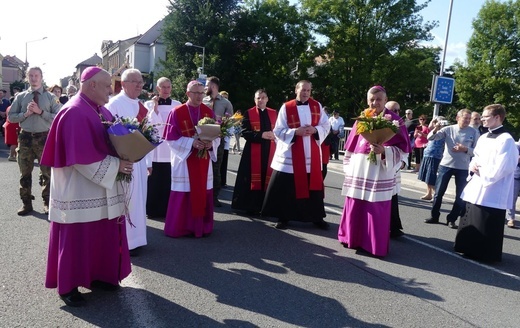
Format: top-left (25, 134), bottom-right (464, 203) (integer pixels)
top-left (181, 120), bottom-right (193, 136)
top-left (288, 115), bottom-right (300, 128)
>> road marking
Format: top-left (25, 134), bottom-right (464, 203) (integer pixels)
top-left (324, 206), bottom-right (520, 281)
top-left (232, 159), bottom-right (519, 280)
top-left (325, 205), bottom-right (343, 216)
top-left (403, 235), bottom-right (520, 281)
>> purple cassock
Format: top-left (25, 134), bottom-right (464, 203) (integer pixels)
top-left (339, 108), bottom-right (411, 257)
top-left (41, 93), bottom-right (131, 295)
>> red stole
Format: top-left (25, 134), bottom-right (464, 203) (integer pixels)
top-left (137, 102), bottom-right (149, 122)
top-left (176, 104), bottom-right (213, 217)
top-left (285, 98), bottom-right (323, 199)
top-left (248, 107), bottom-right (277, 191)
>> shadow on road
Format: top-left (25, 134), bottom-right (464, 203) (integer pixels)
top-left (127, 217), bottom-right (442, 327)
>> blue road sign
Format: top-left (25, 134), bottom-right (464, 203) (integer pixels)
top-left (197, 74), bottom-right (207, 86)
top-left (431, 76), bottom-right (455, 104)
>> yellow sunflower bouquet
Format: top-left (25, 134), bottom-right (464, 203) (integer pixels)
top-left (355, 108), bottom-right (399, 164)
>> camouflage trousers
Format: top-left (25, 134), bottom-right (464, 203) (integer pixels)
top-left (17, 130), bottom-right (51, 203)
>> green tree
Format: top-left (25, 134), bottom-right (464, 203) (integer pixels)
top-left (159, 0), bottom-right (240, 101)
top-left (159, 0), bottom-right (310, 110)
top-left (300, 0), bottom-right (439, 122)
top-left (455, 0), bottom-right (520, 132)
top-left (224, 0), bottom-right (311, 109)
top-left (158, 0), bottom-right (440, 118)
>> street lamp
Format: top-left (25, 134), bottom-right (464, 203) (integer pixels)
top-left (185, 42), bottom-right (205, 76)
top-left (25, 36), bottom-right (48, 65)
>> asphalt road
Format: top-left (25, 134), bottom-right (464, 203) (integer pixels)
top-left (0, 141), bottom-right (519, 328)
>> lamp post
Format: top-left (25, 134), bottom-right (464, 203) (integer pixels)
top-left (185, 42), bottom-right (205, 77)
top-left (25, 37), bottom-right (47, 65)
top-left (433, 0), bottom-right (453, 118)
top-left (23, 37), bottom-right (47, 90)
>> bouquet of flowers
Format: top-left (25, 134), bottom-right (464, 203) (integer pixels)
top-left (355, 108), bottom-right (399, 164)
top-left (218, 112), bottom-right (244, 137)
top-left (194, 113), bottom-right (244, 158)
top-left (107, 116), bottom-right (163, 182)
top-left (195, 117), bottom-right (221, 159)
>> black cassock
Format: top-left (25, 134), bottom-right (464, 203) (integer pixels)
top-left (232, 108), bottom-right (274, 214)
top-left (454, 203), bottom-right (505, 262)
top-left (454, 127), bottom-right (512, 263)
top-left (146, 98), bottom-right (174, 219)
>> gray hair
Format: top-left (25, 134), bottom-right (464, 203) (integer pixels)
top-left (121, 68), bottom-right (142, 81)
top-left (66, 85), bottom-right (77, 93)
top-left (457, 108), bottom-right (471, 117)
top-left (157, 77), bottom-right (171, 85)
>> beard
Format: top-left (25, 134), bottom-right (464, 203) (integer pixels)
top-left (205, 88), bottom-right (212, 96)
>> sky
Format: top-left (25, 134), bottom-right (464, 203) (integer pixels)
top-left (0, 0), bottom-right (171, 85)
top-left (418, 0), bottom-right (498, 68)
top-left (0, 0), bottom-right (496, 85)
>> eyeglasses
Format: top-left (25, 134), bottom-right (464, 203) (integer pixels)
top-left (124, 80), bottom-right (145, 86)
top-left (189, 91), bottom-right (205, 95)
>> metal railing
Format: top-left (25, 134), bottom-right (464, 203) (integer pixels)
top-left (338, 127), bottom-right (352, 153)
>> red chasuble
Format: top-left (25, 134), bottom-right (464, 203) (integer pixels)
top-left (285, 98), bottom-right (323, 199)
top-left (248, 106), bottom-right (277, 191)
top-left (136, 102), bottom-right (149, 122)
top-left (175, 104), bottom-right (213, 217)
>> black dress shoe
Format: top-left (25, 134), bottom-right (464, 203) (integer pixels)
top-left (340, 242), bottom-right (349, 248)
top-left (274, 221), bottom-right (288, 230)
top-left (17, 204), bottom-right (33, 216)
top-left (91, 280), bottom-right (120, 291)
top-left (60, 288), bottom-right (86, 307)
top-left (424, 217), bottom-right (439, 224)
top-left (390, 230), bottom-right (404, 238)
top-left (313, 220), bottom-right (329, 230)
top-left (447, 221), bottom-right (458, 229)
